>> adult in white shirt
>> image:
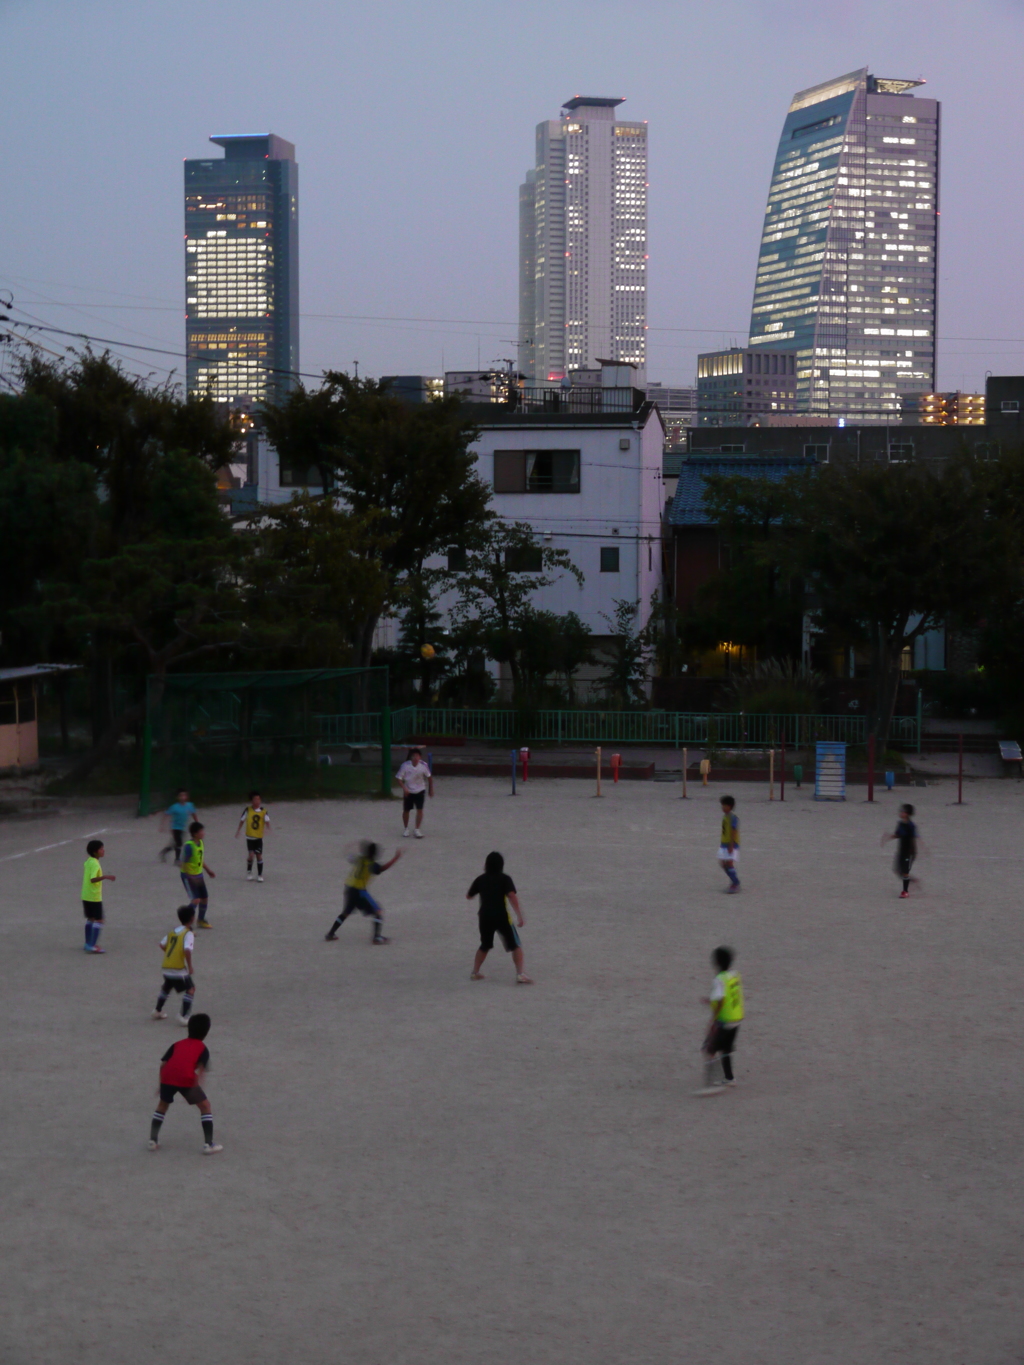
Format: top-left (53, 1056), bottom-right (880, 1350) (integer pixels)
top-left (396, 748), bottom-right (434, 838)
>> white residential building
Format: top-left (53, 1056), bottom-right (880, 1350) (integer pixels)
top-left (519, 97), bottom-right (648, 384)
top-left (441, 382), bottom-right (665, 654)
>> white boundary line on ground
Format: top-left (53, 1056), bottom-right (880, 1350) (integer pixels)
top-left (0, 827), bottom-right (136, 863)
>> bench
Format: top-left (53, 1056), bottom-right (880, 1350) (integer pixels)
top-left (999, 740), bottom-right (1022, 777)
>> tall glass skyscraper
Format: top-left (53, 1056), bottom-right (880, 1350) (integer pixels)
top-left (184, 134), bottom-right (299, 411)
top-left (519, 98), bottom-right (647, 383)
top-left (748, 69), bottom-right (939, 422)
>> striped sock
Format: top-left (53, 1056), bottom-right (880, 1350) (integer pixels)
top-left (201, 1114), bottom-right (214, 1145)
top-left (150, 1112), bottom-right (165, 1142)
top-left (180, 995), bottom-right (194, 1019)
top-left (155, 992), bottom-right (169, 1011)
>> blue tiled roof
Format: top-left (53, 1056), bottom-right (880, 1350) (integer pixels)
top-left (667, 456), bottom-right (817, 526)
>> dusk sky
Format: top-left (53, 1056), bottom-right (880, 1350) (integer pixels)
top-left (4, 0), bottom-right (1023, 393)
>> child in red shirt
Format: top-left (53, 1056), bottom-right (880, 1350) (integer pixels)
top-left (148, 1013), bottom-right (222, 1154)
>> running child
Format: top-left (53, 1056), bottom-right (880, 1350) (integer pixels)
top-left (180, 822), bottom-right (216, 928)
top-left (324, 841), bottom-right (401, 944)
top-left (152, 905), bottom-right (198, 1025)
top-left (718, 795), bottom-right (740, 893)
top-left (466, 851), bottom-right (532, 985)
top-left (697, 945), bottom-right (744, 1094)
top-left (158, 789), bottom-right (198, 865)
top-left (882, 802), bottom-right (921, 898)
top-left (235, 791), bottom-right (271, 881)
top-left (81, 839), bottom-right (115, 954)
top-left (397, 748), bottom-right (433, 838)
top-left (147, 1012), bottom-right (222, 1154)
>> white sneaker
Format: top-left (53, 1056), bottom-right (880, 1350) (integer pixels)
top-left (147, 1139), bottom-right (159, 1151)
top-left (402, 828), bottom-right (410, 837)
top-left (176, 1014), bottom-right (190, 1027)
top-left (203, 1143), bottom-right (223, 1155)
top-left (414, 829), bottom-right (424, 839)
top-left (247, 871), bottom-right (254, 881)
top-left (151, 1010), bottom-right (167, 1020)
top-left (257, 875), bottom-right (264, 882)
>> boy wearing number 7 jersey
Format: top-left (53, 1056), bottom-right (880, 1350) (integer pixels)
top-left (697, 945), bottom-right (744, 1094)
top-left (236, 792), bottom-right (271, 882)
top-left (152, 905), bottom-right (198, 1024)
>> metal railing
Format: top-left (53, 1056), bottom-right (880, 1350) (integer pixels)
top-left (315, 706), bottom-right (416, 746)
top-left (311, 708), bottom-right (920, 750)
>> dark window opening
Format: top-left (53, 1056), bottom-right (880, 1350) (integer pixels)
top-left (504, 546), bottom-right (544, 573)
top-left (600, 546), bottom-right (620, 573)
top-left (279, 463), bottom-right (323, 488)
top-left (492, 449), bottom-right (581, 494)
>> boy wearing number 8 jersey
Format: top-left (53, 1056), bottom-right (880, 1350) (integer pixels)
top-left (235, 792), bottom-right (271, 882)
top-left (698, 945), bottom-right (744, 1093)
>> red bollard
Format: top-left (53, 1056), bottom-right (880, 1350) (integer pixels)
top-left (519, 746), bottom-right (530, 782)
top-left (612, 753), bottom-right (621, 783)
top-left (867, 732), bottom-right (875, 803)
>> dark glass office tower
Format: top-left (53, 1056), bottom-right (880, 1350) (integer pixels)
top-left (748, 70), bottom-right (939, 422)
top-left (185, 134), bottom-right (299, 410)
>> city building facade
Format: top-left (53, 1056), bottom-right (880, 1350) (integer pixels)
top-left (900, 391), bottom-right (984, 425)
top-left (519, 97), bottom-right (647, 384)
top-left (185, 134), bottom-right (299, 411)
top-left (748, 69), bottom-right (939, 423)
top-left (381, 376), bottom-right (445, 404)
top-left (697, 348), bottom-right (798, 425)
top-left (647, 383), bottom-right (697, 447)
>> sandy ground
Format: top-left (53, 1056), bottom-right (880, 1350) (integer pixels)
top-left (2, 777), bottom-right (1023, 1364)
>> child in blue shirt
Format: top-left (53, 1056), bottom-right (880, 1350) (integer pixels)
top-left (159, 789), bottom-right (198, 865)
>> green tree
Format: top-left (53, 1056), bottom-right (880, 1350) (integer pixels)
top-left (599, 599), bottom-right (650, 708)
top-left (0, 393), bottom-right (94, 662)
top-left (245, 494), bottom-right (391, 669)
top-left (449, 521), bottom-right (583, 698)
top-left (8, 351), bottom-right (243, 767)
top-left (263, 372), bottom-right (491, 663)
top-left (784, 459), bottom-right (994, 741)
top-left (694, 472), bottom-right (805, 658)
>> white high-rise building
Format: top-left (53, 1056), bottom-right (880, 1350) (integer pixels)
top-left (519, 97), bottom-right (647, 384)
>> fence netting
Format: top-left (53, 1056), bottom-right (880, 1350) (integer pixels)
top-left (141, 667), bottom-right (391, 810)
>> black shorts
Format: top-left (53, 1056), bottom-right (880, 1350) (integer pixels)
top-left (895, 849), bottom-right (915, 877)
top-left (246, 838), bottom-right (264, 856)
top-left (162, 975), bottom-right (195, 994)
top-left (82, 900), bottom-right (104, 921)
top-left (159, 1082), bottom-right (206, 1105)
top-left (479, 912), bottom-right (520, 953)
top-left (705, 1023), bottom-right (740, 1056)
top-left (403, 790), bottom-right (426, 812)
top-left (180, 873), bottom-right (208, 900)
top-left (344, 886), bottom-right (382, 918)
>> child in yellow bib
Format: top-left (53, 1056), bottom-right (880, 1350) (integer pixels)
top-left (718, 795), bottom-right (740, 893)
top-left (235, 791), bottom-right (271, 882)
top-left (152, 905), bottom-right (198, 1024)
top-left (697, 945), bottom-right (745, 1094)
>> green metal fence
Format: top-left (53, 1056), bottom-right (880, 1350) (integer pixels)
top-left (315, 706), bottom-right (416, 746)
top-left (139, 667), bottom-right (393, 813)
top-left (324, 707), bottom-right (920, 749)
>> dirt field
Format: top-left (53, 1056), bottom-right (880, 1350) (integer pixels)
top-left (2, 775), bottom-right (1022, 1364)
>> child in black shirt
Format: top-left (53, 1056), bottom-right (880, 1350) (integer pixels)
top-left (882, 802), bottom-right (921, 898)
top-left (466, 850), bottom-right (532, 984)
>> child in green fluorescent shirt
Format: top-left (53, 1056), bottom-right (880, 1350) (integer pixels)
top-left (81, 839), bottom-right (116, 953)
